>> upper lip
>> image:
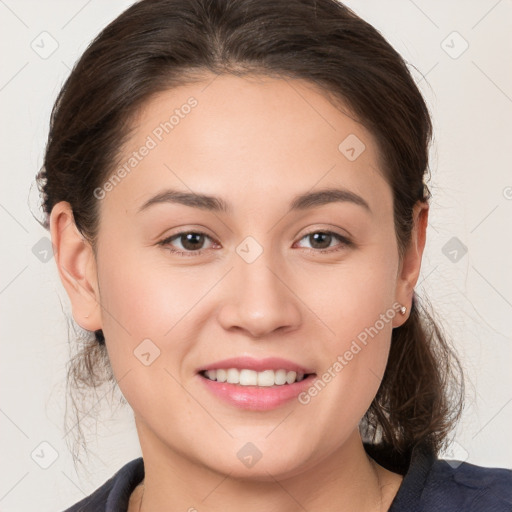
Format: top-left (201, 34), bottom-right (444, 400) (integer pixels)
top-left (197, 356), bottom-right (315, 375)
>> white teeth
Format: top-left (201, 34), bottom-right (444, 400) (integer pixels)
top-left (274, 369), bottom-right (287, 385)
top-left (285, 371), bottom-right (297, 384)
top-left (202, 368), bottom-right (308, 386)
top-left (257, 370), bottom-right (275, 387)
top-left (226, 368), bottom-right (239, 384)
top-left (205, 370), bottom-right (217, 381)
top-left (239, 369), bottom-right (258, 386)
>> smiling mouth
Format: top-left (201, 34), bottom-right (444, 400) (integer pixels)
top-left (199, 368), bottom-right (316, 387)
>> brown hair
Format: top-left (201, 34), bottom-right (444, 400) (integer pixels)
top-left (37, 0), bottom-right (464, 469)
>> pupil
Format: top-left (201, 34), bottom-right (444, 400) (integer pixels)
top-left (311, 232), bottom-right (331, 249)
top-left (182, 233), bottom-right (204, 250)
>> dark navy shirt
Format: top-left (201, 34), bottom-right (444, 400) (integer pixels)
top-left (63, 443), bottom-right (512, 511)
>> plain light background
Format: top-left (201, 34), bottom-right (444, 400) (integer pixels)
top-left (1, 1), bottom-right (511, 510)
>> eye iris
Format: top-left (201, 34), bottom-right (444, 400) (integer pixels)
top-left (310, 232), bottom-right (332, 249)
top-left (181, 233), bottom-right (205, 250)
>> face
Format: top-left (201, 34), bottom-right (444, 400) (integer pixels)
top-left (54, 73), bottom-right (421, 480)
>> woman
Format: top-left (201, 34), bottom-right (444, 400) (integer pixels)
top-left (37, 0), bottom-right (511, 510)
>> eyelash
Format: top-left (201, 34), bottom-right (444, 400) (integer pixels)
top-left (157, 230), bottom-right (353, 257)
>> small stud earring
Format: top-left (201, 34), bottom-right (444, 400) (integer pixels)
top-left (399, 305), bottom-right (407, 315)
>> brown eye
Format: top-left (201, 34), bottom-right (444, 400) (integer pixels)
top-left (177, 232), bottom-right (207, 251)
top-left (308, 232), bottom-right (333, 250)
top-left (296, 231), bottom-right (352, 253)
top-left (159, 231), bottom-right (216, 256)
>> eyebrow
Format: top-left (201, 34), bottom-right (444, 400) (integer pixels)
top-left (137, 187), bottom-right (371, 214)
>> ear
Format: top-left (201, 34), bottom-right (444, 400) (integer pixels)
top-left (393, 201), bottom-right (429, 327)
top-left (49, 201), bottom-right (102, 332)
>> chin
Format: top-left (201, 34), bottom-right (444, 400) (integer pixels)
top-left (194, 442), bottom-right (319, 482)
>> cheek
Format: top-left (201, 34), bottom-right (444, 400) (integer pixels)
top-left (96, 258), bottom-right (195, 420)
top-left (94, 255), bottom-right (170, 381)
top-left (97, 250), bottom-right (206, 339)
top-left (305, 244), bottom-right (398, 419)
top-left (306, 305), bottom-right (395, 440)
top-left (95, 250), bottom-right (217, 389)
top-left (318, 242), bottom-right (399, 342)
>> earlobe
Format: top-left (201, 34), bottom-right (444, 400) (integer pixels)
top-left (393, 202), bottom-right (429, 327)
top-left (49, 201), bottom-right (102, 332)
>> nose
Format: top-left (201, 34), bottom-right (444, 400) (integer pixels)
top-left (216, 250), bottom-right (302, 339)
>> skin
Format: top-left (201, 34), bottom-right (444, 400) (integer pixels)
top-left (51, 74), bottom-right (428, 512)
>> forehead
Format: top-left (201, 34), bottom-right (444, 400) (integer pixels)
top-left (102, 73), bottom-right (390, 217)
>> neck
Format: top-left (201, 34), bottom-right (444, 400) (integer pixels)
top-left (131, 423), bottom-right (402, 512)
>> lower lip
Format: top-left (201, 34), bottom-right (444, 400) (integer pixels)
top-left (198, 373), bottom-right (316, 411)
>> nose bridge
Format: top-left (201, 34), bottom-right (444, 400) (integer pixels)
top-left (217, 236), bottom-right (302, 337)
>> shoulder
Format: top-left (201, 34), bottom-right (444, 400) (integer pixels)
top-left (420, 458), bottom-right (512, 511)
top-left (375, 441), bottom-right (512, 512)
top-left (62, 457), bottom-right (144, 512)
